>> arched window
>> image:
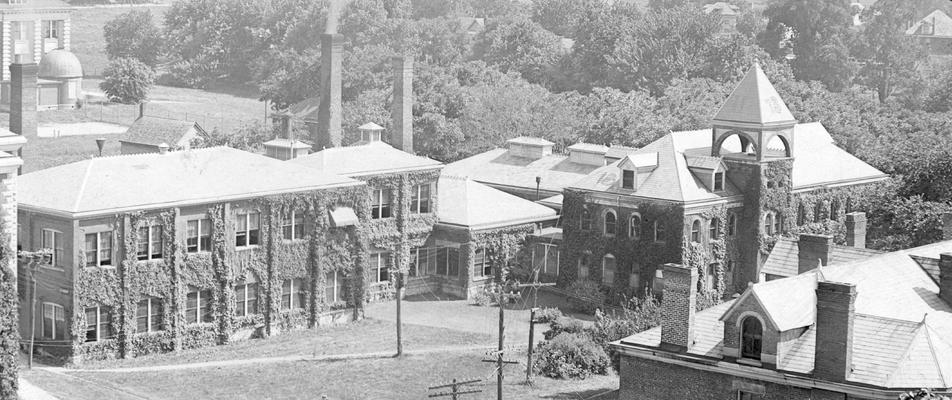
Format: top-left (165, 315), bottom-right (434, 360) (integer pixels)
top-left (709, 217), bottom-right (720, 240)
top-left (764, 213), bottom-right (775, 235)
top-left (654, 220), bottom-right (665, 242)
top-left (628, 213), bottom-right (642, 240)
top-left (814, 202), bottom-right (823, 223)
top-left (797, 203), bottom-right (806, 226)
top-left (604, 210), bottom-right (617, 236)
top-left (690, 219), bottom-right (701, 243)
top-left (602, 254), bottom-right (616, 286)
top-left (830, 199), bottom-right (840, 221)
top-left (774, 213), bottom-right (782, 234)
top-left (727, 213), bottom-right (736, 236)
top-left (581, 206), bottom-right (592, 230)
top-left (741, 316), bottom-right (763, 360)
top-left (578, 251), bottom-right (592, 280)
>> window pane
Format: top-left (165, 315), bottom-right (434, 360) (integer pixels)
top-left (419, 184), bottom-right (430, 213)
top-left (85, 307), bottom-right (98, 342)
top-left (151, 301), bottom-right (163, 332)
top-left (200, 219), bottom-right (211, 251)
top-left (324, 271), bottom-right (337, 303)
top-left (436, 249), bottom-right (448, 275)
top-left (293, 212), bottom-right (305, 239)
top-left (151, 226), bottom-right (163, 258)
top-left (447, 248), bottom-right (459, 277)
top-left (378, 254), bottom-right (391, 282)
top-left (42, 304), bottom-right (53, 339)
top-left (187, 220), bottom-right (199, 252)
top-left (281, 279), bottom-right (291, 310)
top-left (247, 284), bottom-right (258, 314)
top-left (85, 234), bottom-right (97, 266)
top-left (99, 233), bottom-right (112, 266)
top-left (100, 307), bottom-right (113, 339)
top-left (282, 211), bottom-right (293, 240)
top-left (137, 227), bottom-right (149, 260)
top-left (235, 284), bottom-right (246, 317)
top-left (186, 291), bottom-right (198, 324)
top-left (200, 290), bottom-right (213, 322)
top-left (248, 213), bottom-right (260, 245)
top-left (136, 299), bottom-right (149, 332)
top-left (294, 278), bottom-right (306, 310)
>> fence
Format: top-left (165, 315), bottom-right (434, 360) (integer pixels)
top-left (81, 100), bottom-right (251, 134)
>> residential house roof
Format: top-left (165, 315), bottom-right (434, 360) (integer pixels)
top-left (761, 237), bottom-right (883, 278)
top-left (436, 175), bottom-right (557, 230)
top-left (443, 148), bottom-right (601, 194)
top-left (19, 147), bottom-right (361, 218)
top-left (618, 239), bottom-right (952, 389)
top-left (713, 63), bottom-right (796, 127)
top-left (289, 96), bottom-right (321, 123)
top-left (119, 116), bottom-right (205, 149)
top-left (288, 141), bottom-right (442, 177)
top-left (907, 9), bottom-right (952, 38)
top-left (569, 122), bottom-right (887, 202)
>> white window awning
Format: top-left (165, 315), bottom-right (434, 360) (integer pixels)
top-left (329, 207), bottom-right (359, 228)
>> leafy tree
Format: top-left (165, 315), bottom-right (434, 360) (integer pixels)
top-left (100, 58), bottom-right (155, 104)
top-left (852, 0), bottom-right (926, 103)
top-left (565, 2), bottom-right (640, 91)
top-left (571, 87), bottom-right (675, 147)
top-left (924, 69), bottom-right (952, 112)
top-left (899, 389), bottom-right (952, 400)
top-left (866, 193), bottom-right (952, 251)
top-left (103, 10), bottom-right (164, 67)
top-left (760, 0), bottom-right (857, 91)
top-left (530, 0), bottom-right (599, 38)
top-left (195, 121), bottom-right (276, 152)
top-left (659, 78), bottom-right (733, 130)
top-left (471, 16), bottom-right (562, 84)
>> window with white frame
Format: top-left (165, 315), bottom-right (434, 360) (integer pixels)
top-left (713, 171), bottom-right (724, 191)
top-left (532, 243), bottom-right (559, 276)
top-left (42, 302), bottom-right (65, 340)
top-left (601, 254), bottom-right (616, 286)
top-left (621, 169), bottom-right (635, 189)
top-left (474, 248), bottom-right (491, 278)
top-left (409, 247), bottom-right (433, 277)
top-left (580, 206), bottom-right (592, 230)
top-left (282, 211), bottom-right (306, 240)
top-left (84, 231), bottom-right (113, 267)
top-left (371, 188), bottom-right (392, 219)
top-left (410, 183), bottom-right (431, 214)
top-left (690, 219), bottom-right (701, 243)
top-left (186, 218), bottom-right (211, 253)
top-left (235, 212), bottom-right (260, 247)
top-left (604, 210), bottom-right (617, 236)
top-left (41, 229), bottom-right (64, 267)
top-left (136, 297), bottom-right (163, 333)
top-left (137, 225), bottom-right (163, 261)
top-left (324, 270), bottom-right (344, 304)
top-left (372, 252), bottom-right (391, 282)
top-left (710, 218), bottom-right (720, 240)
top-left (628, 213), bottom-right (641, 240)
top-left (235, 283), bottom-right (259, 317)
top-left (281, 278), bottom-right (307, 310)
top-left (764, 212), bottom-right (776, 235)
top-left (186, 288), bottom-right (213, 324)
top-left (578, 251), bottom-right (591, 279)
top-left (41, 20), bottom-right (59, 39)
top-left (85, 306), bottom-right (113, 342)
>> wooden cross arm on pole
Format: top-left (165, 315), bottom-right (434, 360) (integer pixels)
top-left (515, 282), bottom-right (556, 288)
top-left (428, 389), bottom-right (482, 398)
top-left (481, 359), bottom-right (519, 364)
top-left (428, 379), bottom-right (481, 390)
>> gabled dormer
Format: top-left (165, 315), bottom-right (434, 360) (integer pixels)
top-left (618, 152), bottom-right (658, 191)
top-left (686, 155), bottom-right (728, 192)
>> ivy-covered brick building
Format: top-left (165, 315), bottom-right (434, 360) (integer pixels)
top-left (16, 147), bottom-right (371, 361)
top-left (558, 64), bottom-right (888, 299)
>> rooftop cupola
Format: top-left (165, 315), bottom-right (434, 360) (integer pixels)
top-left (507, 136), bottom-right (553, 160)
top-left (711, 63), bottom-right (797, 161)
top-left (358, 122), bottom-right (384, 143)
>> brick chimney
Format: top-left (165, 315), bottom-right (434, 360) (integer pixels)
top-left (391, 56), bottom-right (413, 153)
top-left (939, 253), bottom-right (952, 306)
top-left (798, 234), bottom-right (832, 274)
top-left (138, 101), bottom-right (147, 120)
top-left (10, 55), bottom-right (38, 139)
top-left (844, 212), bottom-right (866, 248)
top-left (316, 33), bottom-right (344, 149)
top-left (660, 263), bottom-right (697, 353)
top-left (813, 280), bottom-right (856, 383)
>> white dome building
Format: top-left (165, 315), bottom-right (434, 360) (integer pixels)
top-left (36, 49), bottom-right (83, 110)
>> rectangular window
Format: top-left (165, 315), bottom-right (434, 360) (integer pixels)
top-left (371, 189), bottom-right (392, 219)
top-left (436, 248), bottom-right (448, 275)
top-left (602, 256), bottom-right (616, 286)
top-left (410, 184), bottom-right (431, 214)
top-left (474, 248), bottom-right (491, 278)
top-left (714, 172), bottom-right (724, 191)
top-left (42, 20), bottom-right (59, 39)
top-left (186, 290), bottom-right (198, 324)
top-left (85, 231), bottom-right (113, 267)
top-left (533, 243), bottom-right (560, 276)
top-left (41, 229), bottom-right (64, 268)
top-left (447, 248), bottom-right (460, 278)
top-left (373, 253), bottom-right (391, 283)
top-left (235, 283), bottom-right (258, 317)
top-left (737, 391), bottom-right (756, 400)
top-left (200, 289), bottom-right (213, 322)
top-left (137, 225), bottom-right (163, 260)
top-left (282, 211), bottom-right (306, 240)
top-left (324, 271), bottom-right (342, 304)
top-left (578, 253), bottom-right (591, 280)
top-left (42, 303), bottom-right (64, 340)
top-left (186, 219), bottom-right (211, 253)
top-left (235, 213), bottom-right (260, 247)
top-left (85, 306), bottom-right (113, 342)
top-left (281, 278), bottom-right (306, 310)
top-left (622, 170), bottom-right (634, 189)
top-left (185, 288), bottom-right (213, 324)
top-left (136, 297), bottom-right (163, 333)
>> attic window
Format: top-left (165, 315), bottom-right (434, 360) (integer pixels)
top-left (714, 172), bottom-right (724, 191)
top-left (622, 170), bottom-right (635, 189)
top-left (741, 316), bottom-right (763, 360)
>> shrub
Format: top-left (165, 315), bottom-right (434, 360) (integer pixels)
top-left (471, 287), bottom-right (495, 306)
top-left (100, 58), bottom-right (154, 104)
top-left (544, 316), bottom-right (585, 340)
top-left (533, 333), bottom-right (610, 379)
top-left (535, 307), bottom-right (563, 324)
top-left (566, 280), bottom-right (605, 314)
top-left (587, 293), bottom-right (663, 371)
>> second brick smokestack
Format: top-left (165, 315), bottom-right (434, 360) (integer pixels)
top-left (10, 55), bottom-right (38, 139)
top-left (317, 33), bottom-right (344, 149)
top-left (391, 56), bottom-right (413, 153)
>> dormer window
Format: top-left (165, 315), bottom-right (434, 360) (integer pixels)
top-left (622, 170), bottom-right (634, 189)
top-left (714, 172), bottom-right (724, 191)
top-left (740, 316), bottom-right (763, 360)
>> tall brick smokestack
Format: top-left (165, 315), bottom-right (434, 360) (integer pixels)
top-left (391, 56), bottom-right (413, 153)
top-left (10, 55), bottom-right (38, 141)
top-left (659, 263), bottom-right (697, 353)
top-left (316, 34), bottom-right (344, 149)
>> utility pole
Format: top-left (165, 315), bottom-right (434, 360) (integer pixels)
top-left (517, 275), bottom-right (555, 385)
top-left (481, 283), bottom-right (520, 400)
top-left (395, 270), bottom-right (403, 357)
top-left (20, 250), bottom-right (51, 370)
top-left (427, 378), bottom-right (482, 399)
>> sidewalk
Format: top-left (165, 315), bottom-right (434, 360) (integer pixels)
top-left (18, 378), bottom-right (59, 400)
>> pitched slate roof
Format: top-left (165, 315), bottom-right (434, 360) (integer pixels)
top-left (713, 64), bottom-right (796, 127)
top-left (289, 96), bottom-right (320, 123)
top-left (443, 149), bottom-right (601, 194)
top-left (617, 239), bottom-right (952, 390)
top-left (288, 141), bottom-right (441, 177)
top-left (761, 237), bottom-right (884, 278)
top-left (569, 122), bottom-right (886, 202)
top-left (119, 116), bottom-right (204, 148)
top-left (906, 9), bottom-right (952, 38)
top-left (436, 175), bottom-right (557, 230)
top-left (604, 145), bottom-right (639, 160)
top-left (19, 147), bottom-right (361, 218)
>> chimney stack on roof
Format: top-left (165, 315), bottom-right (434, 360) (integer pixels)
top-left (943, 212), bottom-right (952, 241)
top-left (798, 234), bottom-right (832, 274)
top-left (844, 212), bottom-right (867, 249)
top-left (659, 263), bottom-right (697, 353)
top-left (391, 56), bottom-right (413, 154)
top-left (316, 33), bottom-right (344, 149)
top-left (939, 253), bottom-right (952, 306)
top-left (813, 280), bottom-right (856, 383)
top-left (10, 54), bottom-right (38, 140)
top-left (138, 101), bottom-right (147, 120)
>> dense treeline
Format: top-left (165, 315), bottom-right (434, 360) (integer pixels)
top-left (103, 0), bottom-right (952, 249)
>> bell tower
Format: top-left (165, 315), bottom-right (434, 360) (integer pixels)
top-left (712, 64), bottom-right (797, 289)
